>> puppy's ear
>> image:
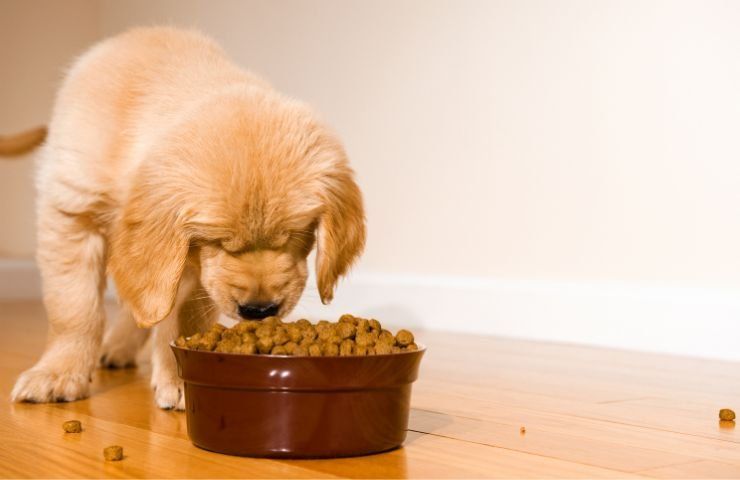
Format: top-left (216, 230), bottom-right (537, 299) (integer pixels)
top-left (109, 180), bottom-right (190, 328)
top-left (315, 160), bottom-right (366, 304)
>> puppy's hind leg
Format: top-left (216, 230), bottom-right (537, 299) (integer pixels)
top-left (12, 209), bottom-right (107, 403)
top-left (100, 307), bottom-right (150, 368)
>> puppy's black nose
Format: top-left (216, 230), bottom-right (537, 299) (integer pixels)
top-left (238, 302), bottom-right (279, 320)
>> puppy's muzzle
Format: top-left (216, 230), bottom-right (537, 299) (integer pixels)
top-left (238, 302), bottom-right (280, 320)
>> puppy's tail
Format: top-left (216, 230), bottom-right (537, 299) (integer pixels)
top-left (0, 126), bottom-right (47, 157)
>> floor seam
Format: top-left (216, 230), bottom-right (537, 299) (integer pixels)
top-left (417, 405), bottom-right (740, 446)
top-left (635, 459), bottom-right (708, 475)
top-left (407, 429), bottom-right (651, 475)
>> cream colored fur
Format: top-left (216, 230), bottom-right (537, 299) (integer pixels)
top-left (9, 27), bottom-right (365, 410)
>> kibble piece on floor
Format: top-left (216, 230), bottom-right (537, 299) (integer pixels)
top-left (103, 445), bottom-right (123, 461)
top-left (62, 420), bottom-right (82, 433)
top-left (719, 408), bottom-right (736, 421)
top-left (520, 426), bottom-right (526, 434)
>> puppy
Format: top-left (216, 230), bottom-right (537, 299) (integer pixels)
top-left (8, 26), bottom-right (365, 410)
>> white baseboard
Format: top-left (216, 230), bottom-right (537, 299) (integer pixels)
top-left (2, 259), bottom-right (738, 361)
top-left (294, 273), bottom-right (740, 362)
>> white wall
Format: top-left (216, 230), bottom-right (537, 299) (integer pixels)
top-left (98, 0), bottom-right (740, 290)
top-left (2, 1), bottom-right (740, 359)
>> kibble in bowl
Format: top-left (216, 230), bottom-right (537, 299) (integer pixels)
top-left (171, 314), bottom-right (425, 459)
top-left (175, 315), bottom-right (418, 357)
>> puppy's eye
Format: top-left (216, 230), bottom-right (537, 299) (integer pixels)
top-left (191, 238), bottom-right (221, 250)
top-left (221, 238), bottom-right (251, 254)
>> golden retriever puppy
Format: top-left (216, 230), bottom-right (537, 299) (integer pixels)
top-left (9, 27), bottom-right (365, 410)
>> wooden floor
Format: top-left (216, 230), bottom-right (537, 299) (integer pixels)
top-left (0, 301), bottom-right (739, 478)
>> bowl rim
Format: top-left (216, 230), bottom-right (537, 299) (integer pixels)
top-left (170, 342), bottom-right (426, 358)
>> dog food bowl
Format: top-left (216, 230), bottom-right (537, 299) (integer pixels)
top-left (171, 345), bottom-right (425, 458)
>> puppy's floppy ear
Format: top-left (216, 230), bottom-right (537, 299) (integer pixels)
top-left (109, 178), bottom-right (191, 328)
top-left (315, 157), bottom-right (366, 304)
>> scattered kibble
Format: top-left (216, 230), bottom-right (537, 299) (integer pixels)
top-left (719, 408), bottom-right (736, 421)
top-left (520, 426), bottom-right (526, 435)
top-left (103, 445), bottom-right (123, 461)
top-left (175, 315), bottom-right (419, 356)
top-left (62, 420), bottom-right (82, 433)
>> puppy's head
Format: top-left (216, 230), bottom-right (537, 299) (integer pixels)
top-left (110, 91), bottom-right (365, 327)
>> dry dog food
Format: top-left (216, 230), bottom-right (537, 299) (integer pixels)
top-left (719, 408), bottom-right (736, 421)
top-left (103, 445), bottom-right (124, 461)
top-left (175, 315), bottom-right (418, 356)
top-left (62, 420), bottom-right (82, 433)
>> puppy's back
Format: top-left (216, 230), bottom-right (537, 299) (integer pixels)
top-left (52, 26), bottom-right (268, 148)
top-left (41, 27), bottom-right (271, 209)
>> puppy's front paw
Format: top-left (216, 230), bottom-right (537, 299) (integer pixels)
top-left (11, 367), bottom-right (90, 403)
top-left (153, 379), bottom-right (185, 411)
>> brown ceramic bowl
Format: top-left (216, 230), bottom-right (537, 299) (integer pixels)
top-left (171, 344), bottom-right (425, 458)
